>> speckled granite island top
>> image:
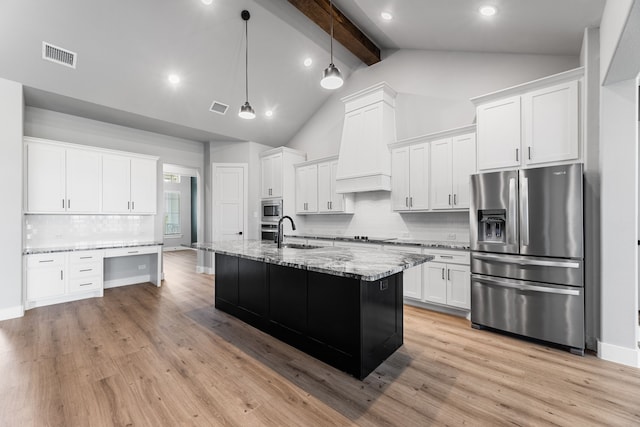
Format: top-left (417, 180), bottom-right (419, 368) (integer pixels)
top-left (23, 241), bottom-right (163, 255)
top-left (286, 234), bottom-right (470, 250)
top-left (192, 240), bottom-right (434, 282)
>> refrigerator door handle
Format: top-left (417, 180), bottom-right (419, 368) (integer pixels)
top-left (520, 176), bottom-right (530, 246)
top-left (473, 253), bottom-right (580, 268)
top-left (508, 177), bottom-right (518, 246)
top-left (473, 275), bottom-right (581, 296)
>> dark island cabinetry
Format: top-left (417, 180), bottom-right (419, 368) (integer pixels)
top-left (214, 253), bottom-right (403, 380)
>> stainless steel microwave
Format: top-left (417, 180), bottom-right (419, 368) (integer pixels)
top-left (261, 199), bottom-right (283, 223)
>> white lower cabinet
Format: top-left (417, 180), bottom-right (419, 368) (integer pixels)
top-left (25, 250), bottom-right (105, 309)
top-left (395, 247), bottom-right (470, 311)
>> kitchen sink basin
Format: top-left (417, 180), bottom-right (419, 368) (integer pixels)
top-left (280, 243), bottom-right (322, 250)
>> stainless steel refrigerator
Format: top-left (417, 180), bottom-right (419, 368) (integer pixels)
top-left (469, 163), bottom-right (584, 354)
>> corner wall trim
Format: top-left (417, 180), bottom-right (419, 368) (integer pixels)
top-left (196, 266), bottom-right (214, 275)
top-left (597, 340), bottom-right (640, 368)
top-left (0, 305), bottom-right (25, 321)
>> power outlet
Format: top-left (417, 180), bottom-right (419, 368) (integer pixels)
top-left (138, 264), bottom-right (146, 270)
top-left (447, 234), bottom-right (457, 241)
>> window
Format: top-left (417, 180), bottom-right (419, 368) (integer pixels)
top-left (163, 173), bottom-right (181, 184)
top-left (164, 191), bottom-right (180, 235)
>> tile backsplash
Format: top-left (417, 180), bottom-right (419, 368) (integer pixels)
top-left (24, 215), bottom-right (155, 249)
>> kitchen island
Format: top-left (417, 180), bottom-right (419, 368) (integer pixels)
top-left (192, 240), bottom-right (433, 379)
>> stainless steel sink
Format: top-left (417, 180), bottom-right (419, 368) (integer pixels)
top-left (280, 243), bottom-right (322, 250)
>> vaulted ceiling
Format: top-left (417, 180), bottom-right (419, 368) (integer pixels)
top-left (0, 0), bottom-right (605, 146)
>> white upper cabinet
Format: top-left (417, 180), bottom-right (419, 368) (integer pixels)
top-left (391, 125), bottom-right (476, 212)
top-left (130, 158), bottom-right (157, 214)
top-left (296, 157), bottom-right (353, 215)
top-left (26, 140), bottom-right (100, 213)
top-left (26, 138), bottom-right (158, 215)
top-left (476, 96), bottom-right (521, 171)
top-left (102, 155), bottom-right (157, 214)
top-left (66, 148), bottom-right (101, 213)
top-left (522, 80), bottom-right (579, 166)
top-left (430, 138), bottom-right (453, 210)
top-left (261, 153), bottom-right (283, 198)
top-left (102, 154), bottom-right (132, 213)
top-left (391, 142), bottom-right (429, 211)
top-left (295, 164), bottom-right (318, 214)
top-left (472, 67), bottom-right (583, 172)
top-left (26, 142), bottom-right (66, 213)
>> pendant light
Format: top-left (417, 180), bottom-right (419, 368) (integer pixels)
top-left (239, 10), bottom-right (255, 119)
top-left (320, 0), bottom-right (343, 90)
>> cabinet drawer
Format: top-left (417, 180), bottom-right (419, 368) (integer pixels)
top-left (68, 276), bottom-right (103, 293)
top-left (26, 253), bottom-right (65, 268)
top-left (424, 250), bottom-right (470, 265)
top-left (69, 250), bottom-right (104, 264)
top-left (68, 261), bottom-right (103, 279)
top-left (104, 246), bottom-right (159, 258)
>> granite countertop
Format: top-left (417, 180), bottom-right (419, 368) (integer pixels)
top-left (192, 240), bottom-right (434, 282)
top-left (23, 241), bottom-right (164, 255)
top-left (286, 233), bottom-right (470, 250)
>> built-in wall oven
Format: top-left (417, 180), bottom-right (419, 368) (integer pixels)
top-left (470, 163), bottom-right (585, 355)
top-left (261, 199), bottom-right (282, 241)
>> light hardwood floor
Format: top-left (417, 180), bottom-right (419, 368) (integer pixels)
top-left (1, 250), bottom-right (640, 426)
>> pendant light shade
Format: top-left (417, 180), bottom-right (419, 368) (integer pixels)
top-left (321, 0), bottom-right (343, 90)
top-left (239, 10), bottom-right (255, 119)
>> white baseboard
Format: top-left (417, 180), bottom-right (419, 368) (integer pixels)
top-left (25, 290), bottom-right (103, 310)
top-left (196, 266), bottom-right (214, 274)
top-left (0, 305), bottom-right (24, 321)
top-left (104, 274), bottom-right (152, 289)
top-left (597, 340), bottom-right (640, 368)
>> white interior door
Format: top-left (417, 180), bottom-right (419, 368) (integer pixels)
top-left (213, 164), bottom-right (246, 241)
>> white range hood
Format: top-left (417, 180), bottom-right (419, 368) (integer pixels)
top-left (335, 82), bottom-right (397, 194)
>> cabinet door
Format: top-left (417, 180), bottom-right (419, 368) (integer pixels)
top-left (430, 138), bottom-right (453, 209)
top-left (446, 264), bottom-right (470, 309)
top-left (451, 133), bottom-right (476, 209)
top-left (393, 246), bottom-right (423, 299)
top-left (260, 156), bottom-right (272, 198)
top-left (317, 162), bottom-right (332, 213)
top-left (477, 96), bottom-right (521, 170)
top-left (26, 262), bottom-right (65, 301)
top-left (26, 143), bottom-right (66, 213)
top-left (270, 154), bottom-right (283, 198)
top-left (295, 167), bottom-right (306, 213)
top-left (391, 147), bottom-right (410, 211)
top-left (522, 81), bottom-right (579, 166)
top-left (102, 154), bottom-right (131, 213)
top-left (295, 165), bottom-right (317, 213)
top-left (409, 142), bottom-right (429, 210)
top-left (424, 262), bottom-right (447, 305)
top-left (329, 161), bottom-right (345, 212)
top-left (130, 158), bottom-right (157, 214)
top-left (66, 148), bottom-right (101, 213)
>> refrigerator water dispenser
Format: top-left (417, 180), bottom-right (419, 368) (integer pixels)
top-left (477, 210), bottom-right (506, 244)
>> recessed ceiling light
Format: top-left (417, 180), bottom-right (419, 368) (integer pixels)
top-left (303, 57), bottom-right (313, 67)
top-left (168, 74), bottom-right (180, 84)
top-left (479, 5), bottom-right (497, 16)
top-left (201, 0), bottom-right (213, 5)
top-left (380, 12), bottom-right (393, 21)
top-left (265, 110), bottom-right (273, 117)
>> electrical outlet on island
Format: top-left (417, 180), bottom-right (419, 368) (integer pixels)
top-left (447, 233), bottom-right (457, 241)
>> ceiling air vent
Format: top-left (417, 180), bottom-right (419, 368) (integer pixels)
top-left (209, 101), bottom-right (229, 115)
top-left (42, 42), bottom-right (77, 69)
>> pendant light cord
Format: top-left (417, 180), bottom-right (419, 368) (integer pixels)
top-left (245, 18), bottom-right (249, 103)
top-left (329, 0), bottom-right (334, 65)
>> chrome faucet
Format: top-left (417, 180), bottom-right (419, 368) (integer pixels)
top-left (276, 216), bottom-right (296, 248)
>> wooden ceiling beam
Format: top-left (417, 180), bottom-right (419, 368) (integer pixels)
top-left (286, 0), bottom-right (381, 66)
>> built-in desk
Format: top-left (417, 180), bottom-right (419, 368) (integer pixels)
top-left (23, 242), bottom-right (162, 309)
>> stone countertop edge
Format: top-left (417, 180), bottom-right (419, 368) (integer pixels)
top-left (286, 234), bottom-right (470, 250)
top-left (191, 242), bottom-right (434, 282)
top-left (23, 241), bottom-right (164, 255)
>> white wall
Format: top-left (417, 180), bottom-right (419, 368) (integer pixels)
top-left (0, 78), bottom-right (24, 319)
top-left (599, 0), bottom-right (635, 83)
top-left (287, 49), bottom-right (578, 239)
top-left (24, 107), bottom-right (206, 243)
top-left (597, 0), bottom-right (640, 367)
